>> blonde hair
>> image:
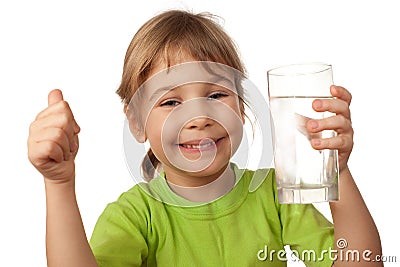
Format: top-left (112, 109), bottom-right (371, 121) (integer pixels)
top-left (117, 10), bottom-right (247, 179)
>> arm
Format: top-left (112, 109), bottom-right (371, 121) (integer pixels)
top-left (28, 89), bottom-right (98, 267)
top-left (307, 85), bottom-right (382, 266)
top-left (330, 168), bottom-right (382, 266)
top-left (45, 180), bottom-right (98, 267)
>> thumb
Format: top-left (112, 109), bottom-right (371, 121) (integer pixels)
top-left (48, 89), bottom-right (64, 106)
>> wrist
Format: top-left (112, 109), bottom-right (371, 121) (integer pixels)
top-left (339, 165), bottom-right (351, 180)
top-left (44, 176), bottom-right (76, 195)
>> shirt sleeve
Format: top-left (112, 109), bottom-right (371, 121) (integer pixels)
top-left (89, 192), bottom-right (148, 267)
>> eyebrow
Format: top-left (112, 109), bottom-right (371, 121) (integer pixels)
top-left (149, 86), bottom-right (173, 102)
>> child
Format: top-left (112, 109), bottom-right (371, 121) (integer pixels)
top-left (28, 10), bottom-right (382, 266)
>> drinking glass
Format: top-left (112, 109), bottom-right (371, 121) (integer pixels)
top-left (267, 63), bottom-right (339, 204)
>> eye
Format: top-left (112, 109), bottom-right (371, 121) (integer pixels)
top-left (208, 92), bottom-right (229, 100)
top-left (160, 99), bottom-right (180, 107)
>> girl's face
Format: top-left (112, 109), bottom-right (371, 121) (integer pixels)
top-left (138, 57), bottom-right (244, 186)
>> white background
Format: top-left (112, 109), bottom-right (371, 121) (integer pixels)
top-left (1, 0), bottom-right (399, 266)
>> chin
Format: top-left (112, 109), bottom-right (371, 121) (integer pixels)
top-left (190, 157), bottom-right (230, 176)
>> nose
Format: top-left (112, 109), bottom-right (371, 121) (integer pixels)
top-left (185, 117), bottom-right (214, 130)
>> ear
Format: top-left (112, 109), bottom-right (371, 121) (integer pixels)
top-left (125, 104), bottom-right (147, 143)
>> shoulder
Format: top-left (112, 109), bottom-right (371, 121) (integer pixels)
top-left (235, 167), bottom-right (281, 212)
top-left (113, 182), bottom-right (166, 213)
top-left (239, 167), bottom-right (277, 200)
top-left (230, 167), bottom-right (286, 237)
top-left (98, 183), bottom-right (161, 224)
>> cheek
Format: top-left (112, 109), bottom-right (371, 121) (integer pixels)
top-left (226, 97), bottom-right (244, 119)
top-left (144, 114), bottom-right (159, 145)
top-left (227, 100), bottom-right (245, 127)
top-left (146, 129), bottom-right (165, 163)
top-left (220, 102), bottom-right (244, 151)
top-left (145, 112), bottom-right (176, 147)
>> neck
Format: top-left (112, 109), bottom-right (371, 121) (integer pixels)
top-left (166, 164), bottom-right (235, 202)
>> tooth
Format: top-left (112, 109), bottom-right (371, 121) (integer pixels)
top-left (182, 141), bottom-right (216, 149)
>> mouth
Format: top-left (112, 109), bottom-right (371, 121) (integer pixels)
top-left (178, 137), bottom-right (224, 151)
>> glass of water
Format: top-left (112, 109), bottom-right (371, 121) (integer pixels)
top-left (267, 63), bottom-right (339, 204)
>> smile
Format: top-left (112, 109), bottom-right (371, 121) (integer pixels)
top-left (179, 137), bottom-right (224, 151)
top-left (180, 142), bottom-right (214, 149)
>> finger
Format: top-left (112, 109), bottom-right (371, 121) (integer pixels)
top-left (295, 113), bottom-right (322, 141)
top-left (73, 121), bottom-right (80, 135)
top-left (72, 134), bottom-right (79, 156)
top-left (34, 127), bottom-right (72, 161)
top-left (48, 89), bottom-right (64, 106)
top-left (310, 135), bottom-right (353, 152)
top-left (42, 90), bottom-right (81, 134)
top-left (37, 99), bottom-right (71, 120)
top-left (29, 140), bottom-right (65, 164)
top-left (330, 85), bottom-right (352, 105)
top-left (36, 98), bottom-right (80, 131)
top-left (307, 115), bottom-right (352, 134)
top-left (31, 113), bottom-right (78, 153)
top-left (312, 98), bottom-right (351, 119)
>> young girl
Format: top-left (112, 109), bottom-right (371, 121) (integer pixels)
top-left (28, 10), bottom-right (382, 266)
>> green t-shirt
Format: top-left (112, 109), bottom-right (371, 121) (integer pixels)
top-left (90, 166), bottom-right (334, 266)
